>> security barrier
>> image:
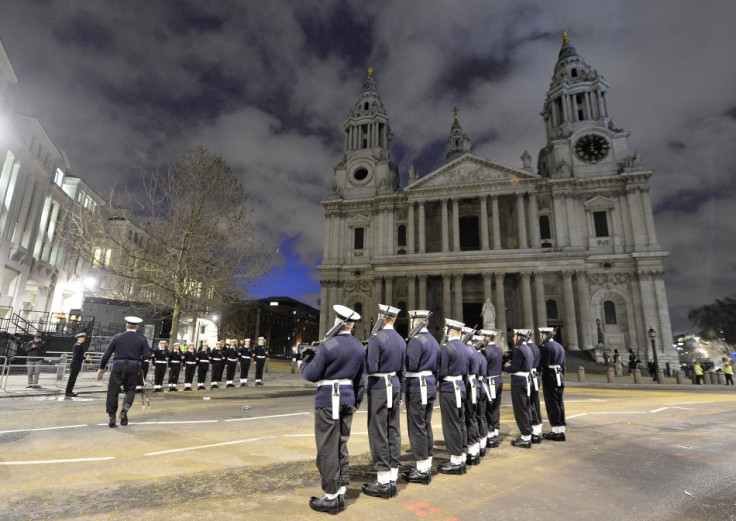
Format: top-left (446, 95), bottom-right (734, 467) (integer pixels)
top-left (0, 352), bottom-right (108, 395)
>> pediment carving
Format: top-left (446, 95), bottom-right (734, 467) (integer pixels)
top-left (407, 155), bottom-right (537, 191)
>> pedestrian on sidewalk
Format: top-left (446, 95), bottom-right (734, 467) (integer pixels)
top-left (22, 334), bottom-right (46, 388)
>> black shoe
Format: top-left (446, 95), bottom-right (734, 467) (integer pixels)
top-left (65, 392), bottom-right (77, 398)
top-left (309, 495), bottom-right (341, 515)
top-left (244, 382), bottom-right (249, 387)
top-left (511, 437), bottom-right (532, 448)
top-left (466, 453), bottom-right (480, 466)
top-left (362, 482), bottom-right (392, 499)
top-left (462, 461), bottom-right (467, 474)
top-left (531, 434), bottom-right (542, 444)
top-left (171, 387), bottom-right (178, 392)
top-left (390, 481), bottom-right (397, 497)
top-left (480, 447), bottom-right (487, 457)
top-left (119, 410), bottom-right (128, 426)
top-left (226, 384), bottom-right (234, 388)
top-left (487, 436), bottom-right (499, 448)
top-left (542, 432), bottom-right (566, 441)
top-left (338, 494), bottom-right (345, 512)
top-left (108, 415), bottom-right (116, 428)
top-left (402, 468), bottom-right (431, 485)
top-left (438, 462), bottom-right (464, 475)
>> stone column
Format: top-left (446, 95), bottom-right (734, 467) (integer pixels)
top-left (576, 272), bottom-right (593, 350)
top-left (533, 272), bottom-right (547, 330)
top-left (627, 187), bottom-right (647, 247)
top-left (407, 275), bottom-right (416, 311)
top-left (562, 271), bottom-right (580, 350)
top-left (385, 276), bottom-right (394, 304)
top-left (641, 188), bottom-right (659, 247)
top-left (387, 207), bottom-right (395, 255)
top-left (482, 273), bottom-right (493, 307)
top-left (528, 193), bottom-right (539, 248)
top-left (452, 198), bottom-right (460, 252)
top-left (441, 199), bottom-right (449, 253)
top-left (516, 194), bottom-right (528, 249)
top-left (654, 273), bottom-right (674, 358)
top-left (453, 274), bottom-right (463, 321)
top-left (374, 278), bottom-right (383, 305)
top-left (319, 283), bottom-right (329, 336)
top-left (407, 203), bottom-right (415, 254)
top-left (377, 208), bottom-right (385, 256)
top-left (480, 196), bottom-right (489, 250)
top-left (418, 201), bottom-right (426, 254)
top-left (442, 274), bottom-right (452, 320)
top-left (491, 196), bottom-right (502, 250)
top-left (494, 273), bottom-right (507, 341)
top-left (520, 272), bottom-right (534, 329)
top-left (418, 275), bottom-right (428, 310)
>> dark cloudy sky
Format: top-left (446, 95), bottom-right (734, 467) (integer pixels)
top-left (1, 1), bottom-right (734, 333)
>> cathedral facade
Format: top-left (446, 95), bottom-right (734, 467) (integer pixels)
top-left (319, 32), bottom-right (677, 366)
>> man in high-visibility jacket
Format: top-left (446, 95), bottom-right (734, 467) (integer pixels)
top-left (693, 362), bottom-right (704, 385)
top-left (723, 361), bottom-right (734, 386)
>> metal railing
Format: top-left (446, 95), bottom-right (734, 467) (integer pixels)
top-left (0, 352), bottom-right (108, 395)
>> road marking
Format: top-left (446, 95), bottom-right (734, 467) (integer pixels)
top-left (0, 424), bottom-right (88, 434)
top-left (144, 436), bottom-right (276, 456)
top-left (283, 434), bottom-right (313, 437)
top-left (567, 413), bottom-right (587, 419)
top-left (590, 411), bottom-right (647, 415)
top-left (128, 420), bottom-right (219, 425)
top-left (668, 401), bottom-right (717, 405)
top-left (224, 412), bottom-right (310, 422)
top-left (0, 456), bottom-right (114, 465)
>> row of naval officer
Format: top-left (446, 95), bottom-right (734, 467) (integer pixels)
top-left (298, 303), bottom-right (567, 515)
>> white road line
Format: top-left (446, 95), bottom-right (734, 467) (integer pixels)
top-left (0, 424), bottom-right (88, 434)
top-left (566, 413), bottom-right (588, 419)
top-left (650, 407), bottom-right (669, 413)
top-left (0, 457), bottom-right (114, 466)
top-left (224, 412), bottom-right (310, 422)
top-left (129, 420), bottom-right (219, 425)
top-left (283, 434), bottom-right (313, 437)
top-left (590, 411), bottom-right (647, 415)
top-left (144, 436), bottom-right (275, 456)
top-left (668, 401), bottom-right (717, 405)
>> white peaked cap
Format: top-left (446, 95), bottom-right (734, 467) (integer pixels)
top-left (408, 310), bottom-right (431, 319)
top-left (125, 316), bottom-right (143, 325)
top-left (444, 318), bottom-right (465, 331)
top-left (378, 304), bottom-right (400, 317)
top-left (333, 304), bottom-right (361, 322)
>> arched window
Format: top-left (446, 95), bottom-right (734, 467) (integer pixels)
top-left (546, 299), bottom-right (559, 319)
top-left (603, 300), bottom-right (617, 324)
top-left (354, 302), bottom-right (363, 317)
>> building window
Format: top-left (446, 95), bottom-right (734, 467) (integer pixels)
top-left (354, 302), bottom-right (363, 317)
top-left (539, 215), bottom-right (551, 240)
top-left (546, 299), bottom-right (559, 320)
top-left (459, 216), bottom-right (480, 251)
top-left (593, 211), bottom-right (609, 237)
top-left (397, 225), bottom-right (406, 247)
top-left (354, 227), bottom-right (364, 250)
top-left (353, 168), bottom-right (368, 181)
top-left (603, 300), bottom-right (617, 325)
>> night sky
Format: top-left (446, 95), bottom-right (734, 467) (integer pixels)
top-left (1, 1), bottom-right (734, 332)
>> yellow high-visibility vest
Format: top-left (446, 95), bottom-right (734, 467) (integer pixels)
top-left (694, 364), bottom-right (704, 376)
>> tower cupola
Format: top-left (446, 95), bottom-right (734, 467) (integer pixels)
top-left (445, 108), bottom-right (472, 162)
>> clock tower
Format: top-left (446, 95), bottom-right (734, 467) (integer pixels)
top-left (537, 31), bottom-right (632, 178)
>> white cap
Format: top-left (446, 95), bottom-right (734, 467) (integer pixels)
top-left (378, 304), bottom-right (401, 317)
top-left (257, 336), bottom-right (265, 340)
top-left (125, 316), bottom-right (143, 325)
top-left (244, 338), bottom-right (251, 342)
top-left (472, 335), bottom-right (484, 343)
top-left (333, 304), bottom-right (361, 322)
top-left (539, 327), bottom-right (555, 334)
top-left (513, 328), bottom-right (531, 337)
top-left (479, 329), bottom-right (497, 338)
top-left (444, 318), bottom-right (464, 331)
top-left (408, 309), bottom-right (431, 319)
top-left (461, 326), bottom-right (475, 335)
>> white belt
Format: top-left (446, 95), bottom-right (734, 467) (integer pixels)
top-left (185, 361), bottom-right (197, 365)
top-left (488, 374), bottom-right (500, 400)
top-left (469, 374), bottom-right (477, 404)
top-left (169, 361), bottom-right (180, 364)
top-left (319, 379), bottom-right (353, 420)
top-left (211, 357), bottom-right (222, 361)
top-left (155, 361), bottom-right (167, 364)
top-left (256, 356), bottom-right (266, 359)
top-left (227, 358), bottom-right (237, 362)
top-left (443, 375), bottom-right (463, 408)
top-left (406, 370), bottom-right (433, 405)
top-left (480, 376), bottom-right (492, 400)
top-left (549, 365), bottom-right (562, 387)
top-left (531, 369), bottom-right (539, 391)
top-left (513, 371), bottom-right (531, 396)
top-left (369, 371), bottom-right (396, 408)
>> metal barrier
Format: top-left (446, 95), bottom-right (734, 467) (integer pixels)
top-left (0, 352), bottom-right (109, 395)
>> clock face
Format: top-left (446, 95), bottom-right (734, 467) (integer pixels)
top-left (574, 134), bottom-right (610, 163)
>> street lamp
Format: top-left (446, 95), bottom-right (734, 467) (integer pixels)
top-left (648, 326), bottom-right (660, 383)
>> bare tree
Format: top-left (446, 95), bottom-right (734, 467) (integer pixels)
top-left (62, 146), bottom-right (271, 339)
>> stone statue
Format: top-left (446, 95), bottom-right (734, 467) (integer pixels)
top-left (481, 299), bottom-right (496, 328)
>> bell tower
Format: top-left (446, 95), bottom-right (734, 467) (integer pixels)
top-left (331, 68), bottom-right (399, 199)
top-left (537, 31), bottom-right (633, 178)
top-left (445, 108), bottom-right (472, 163)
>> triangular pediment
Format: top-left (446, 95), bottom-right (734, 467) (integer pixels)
top-left (583, 195), bottom-right (615, 210)
top-left (405, 154), bottom-right (538, 191)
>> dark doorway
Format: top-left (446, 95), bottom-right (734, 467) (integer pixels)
top-left (462, 302), bottom-right (483, 330)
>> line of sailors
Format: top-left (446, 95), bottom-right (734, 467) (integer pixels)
top-left (299, 303), bottom-right (567, 515)
top-left (146, 336), bottom-right (269, 392)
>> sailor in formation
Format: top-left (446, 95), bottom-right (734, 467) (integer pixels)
top-left (539, 327), bottom-right (567, 441)
top-left (225, 339), bottom-right (239, 388)
top-left (239, 338), bottom-right (252, 386)
top-left (526, 331), bottom-right (544, 443)
top-left (362, 304), bottom-right (406, 499)
top-left (481, 329), bottom-right (503, 448)
top-left (152, 340), bottom-right (169, 392)
top-left (503, 329), bottom-right (534, 448)
top-left (461, 326), bottom-right (482, 466)
top-left (254, 336), bottom-right (268, 385)
top-left (472, 334), bottom-right (490, 458)
top-left (196, 342), bottom-right (211, 390)
top-left (182, 343), bottom-right (198, 390)
top-left (167, 342), bottom-right (182, 391)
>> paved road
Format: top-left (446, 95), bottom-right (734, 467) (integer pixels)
top-left (2, 363), bottom-right (735, 521)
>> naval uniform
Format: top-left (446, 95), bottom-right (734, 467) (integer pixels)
top-left (541, 339), bottom-right (566, 432)
top-left (65, 340), bottom-right (87, 395)
top-left (224, 345), bottom-right (239, 386)
top-left (183, 348), bottom-right (197, 389)
top-left (99, 329), bottom-right (151, 416)
top-left (438, 337), bottom-right (469, 460)
top-left (196, 348), bottom-right (211, 388)
top-left (300, 332), bottom-right (366, 496)
top-left (527, 341), bottom-right (543, 438)
top-left (475, 347), bottom-right (489, 447)
top-left (404, 331), bottom-right (440, 465)
top-left (210, 346), bottom-right (224, 387)
top-left (254, 342), bottom-right (268, 384)
top-left (168, 349), bottom-right (182, 389)
top-left (239, 343), bottom-right (252, 385)
top-left (152, 347), bottom-right (169, 390)
top-left (503, 343), bottom-right (533, 439)
top-left (463, 342), bottom-right (481, 458)
top-left (366, 326), bottom-right (406, 476)
top-left (483, 342), bottom-right (504, 443)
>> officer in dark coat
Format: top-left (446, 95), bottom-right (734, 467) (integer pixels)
top-left (363, 304), bottom-right (406, 499)
top-left (254, 336), bottom-right (268, 385)
top-left (225, 339), bottom-right (239, 387)
top-left (239, 338), bottom-right (252, 386)
top-left (65, 332), bottom-right (87, 397)
top-left (437, 318), bottom-right (469, 475)
top-left (167, 343), bottom-right (182, 391)
top-left (481, 329), bottom-right (504, 448)
top-left (526, 331), bottom-right (544, 443)
top-left (402, 310), bottom-right (439, 485)
top-left (196, 343), bottom-right (211, 390)
top-left (182, 343), bottom-right (198, 390)
top-left (152, 340), bottom-right (169, 392)
top-left (299, 305), bottom-right (365, 515)
top-left (98, 317), bottom-right (151, 428)
top-left (503, 329), bottom-right (533, 448)
top-left (540, 327), bottom-right (567, 441)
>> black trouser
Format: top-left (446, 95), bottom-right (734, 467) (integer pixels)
top-left (211, 363), bottom-right (224, 383)
top-left (529, 377), bottom-right (542, 426)
top-left (65, 361), bottom-right (83, 394)
top-left (405, 390), bottom-right (436, 461)
top-left (255, 357), bottom-right (266, 380)
top-left (154, 362), bottom-right (167, 386)
top-left (726, 374), bottom-right (734, 385)
top-left (106, 364), bottom-right (139, 415)
top-left (463, 387), bottom-right (480, 448)
top-left (367, 386), bottom-right (402, 471)
top-left (510, 384), bottom-right (532, 436)
top-left (184, 363), bottom-right (197, 384)
top-left (226, 360), bottom-right (237, 381)
top-left (168, 364), bottom-right (181, 384)
top-left (314, 405), bottom-right (354, 495)
top-left (485, 380), bottom-right (503, 434)
top-left (542, 375), bottom-right (566, 428)
top-left (477, 393), bottom-right (488, 439)
top-left (439, 390), bottom-right (466, 457)
top-left (240, 358), bottom-right (251, 379)
top-left (197, 363), bottom-right (209, 384)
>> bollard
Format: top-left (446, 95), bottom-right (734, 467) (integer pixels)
top-left (656, 369), bottom-right (664, 384)
top-left (607, 367), bottom-right (615, 383)
top-left (633, 368), bottom-right (642, 384)
top-left (290, 358), bottom-right (297, 374)
top-left (265, 358), bottom-right (270, 374)
top-left (705, 372), bottom-right (713, 385)
top-left (577, 366), bottom-right (585, 382)
top-left (717, 372), bottom-right (725, 385)
top-left (675, 370), bottom-right (684, 384)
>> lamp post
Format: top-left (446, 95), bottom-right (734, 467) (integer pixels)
top-left (648, 326), bottom-right (660, 383)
